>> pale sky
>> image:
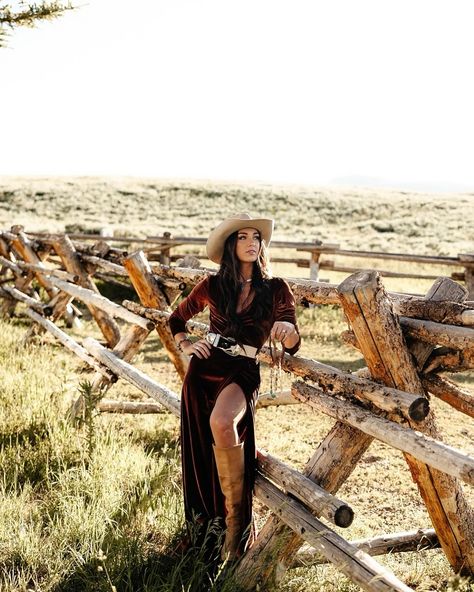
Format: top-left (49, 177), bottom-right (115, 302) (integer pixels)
top-left (1, 0), bottom-right (474, 191)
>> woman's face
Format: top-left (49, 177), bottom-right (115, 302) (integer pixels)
top-left (235, 227), bottom-right (261, 263)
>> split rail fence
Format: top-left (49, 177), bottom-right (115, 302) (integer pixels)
top-left (28, 230), bottom-right (474, 299)
top-left (1, 225), bottom-right (474, 592)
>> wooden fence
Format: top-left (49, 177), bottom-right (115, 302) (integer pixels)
top-left (27, 230), bottom-right (474, 298)
top-left (1, 225), bottom-right (474, 591)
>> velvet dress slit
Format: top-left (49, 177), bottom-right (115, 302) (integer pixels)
top-left (169, 275), bottom-right (300, 553)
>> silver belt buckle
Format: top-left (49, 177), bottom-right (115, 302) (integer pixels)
top-left (206, 332), bottom-right (241, 356)
top-left (222, 343), bottom-right (241, 357)
top-left (206, 332), bottom-right (219, 346)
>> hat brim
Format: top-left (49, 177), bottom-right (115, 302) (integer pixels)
top-left (206, 218), bottom-right (273, 264)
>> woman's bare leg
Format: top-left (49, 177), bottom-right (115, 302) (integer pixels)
top-left (210, 382), bottom-right (247, 448)
top-left (210, 382), bottom-right (248, 558)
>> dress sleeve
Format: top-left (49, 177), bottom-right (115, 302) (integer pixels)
top-left (274, 279), bottom-right (301, 355)
top-left (168, 277), bottom-right (210, 336)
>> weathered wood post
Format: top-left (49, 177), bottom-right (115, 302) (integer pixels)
top-left (338, 270), bottom-right (474, 574)
top-left (296, 240), bottom-right (339, 283)
top-left (52, 235), bottom-right (121, 347)
top-left (309, 249), bottom-right (320, 281)
top-left (253, 477), bottom-right (413, 592)
top-left (0, 256), bottom-right (77, 326)
top-left (159, 232), bottom-right (172, 265)
top-left (300, 239), bottom-right (323, 281)
top-left (124, 251), bottom-right (188, 379)
top-left (10, 227), bottom-right (57, 298)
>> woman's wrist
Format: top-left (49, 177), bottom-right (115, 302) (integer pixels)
top-left (177, 337), bottom-right (192, 351)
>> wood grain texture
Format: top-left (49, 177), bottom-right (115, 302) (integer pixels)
top-left (124, 251), bottom-right (188, 380)
top-left (394, 298), bottom-right (474, 326)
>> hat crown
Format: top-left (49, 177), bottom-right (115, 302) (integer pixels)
top-left (230, 212), bottom-right (252, 221)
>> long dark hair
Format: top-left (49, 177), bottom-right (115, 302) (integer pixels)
top-left (214, 231), bottom-right (273, 342)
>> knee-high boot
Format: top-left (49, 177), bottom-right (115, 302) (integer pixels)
top-left (213, 442), bottom-right (245, 560)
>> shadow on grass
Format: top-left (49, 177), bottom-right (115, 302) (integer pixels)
top-left (129, 427), bottom-right (180, 457)
top-left (136, 336), bottom-right (173, 366)
top-left (53, 519), bottom-right (240, 592)
top-left (0, 421), bottom-right (83, 490)
top-left (0, 421), bottom-right (50, 449)
top-left (95, 279), bottom-right (138, 305)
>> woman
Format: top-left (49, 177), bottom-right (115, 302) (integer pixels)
top-left (169, 212), bottom-right (300, 560)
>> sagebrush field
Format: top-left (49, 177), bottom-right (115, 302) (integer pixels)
top-left (1, 177), bottom-right (473, 591)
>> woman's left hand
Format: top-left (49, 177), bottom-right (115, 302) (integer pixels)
top-left (270, 321), bottom-right (296, 343)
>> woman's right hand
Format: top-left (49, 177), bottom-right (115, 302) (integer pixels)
top-left (182, 338), bottom-right (212, 359)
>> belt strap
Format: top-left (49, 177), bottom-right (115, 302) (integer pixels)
top-left (205, 332), bottom-right (258, 359)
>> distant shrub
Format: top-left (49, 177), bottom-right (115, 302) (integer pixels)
top-left (64, 223), bottom-right (102, 234)
top-left (0, 190), bottom-right (15, 202)
top-left (372, 221), bottom-right (395, 233)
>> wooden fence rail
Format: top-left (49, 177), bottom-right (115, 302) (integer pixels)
top-left (1, 226), bottom-right (474, 592)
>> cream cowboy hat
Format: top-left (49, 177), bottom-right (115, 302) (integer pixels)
top-left (206, 212), bottom-right (274, 264)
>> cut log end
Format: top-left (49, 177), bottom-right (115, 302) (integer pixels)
top-left (337, 270), bottom-right (380, 294)
top-left (409, 397), bottom-right (430, 422)
top-left (334, 505), bottom-right (354, 528)
top-left (145, 320), bottom-right (156, 331)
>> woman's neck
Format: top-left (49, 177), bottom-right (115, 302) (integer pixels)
top-left (239, 262), bottom-right (253, 282)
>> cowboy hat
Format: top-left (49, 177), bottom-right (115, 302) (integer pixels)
top-left (206, 212), bottom-right (274, 264)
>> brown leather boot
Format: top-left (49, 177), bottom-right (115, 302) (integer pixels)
top-left (213, 442), bottom-right (245, 560)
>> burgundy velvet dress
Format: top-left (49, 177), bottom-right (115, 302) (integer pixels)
top-left (168, 275), bottom-right (300, 551)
